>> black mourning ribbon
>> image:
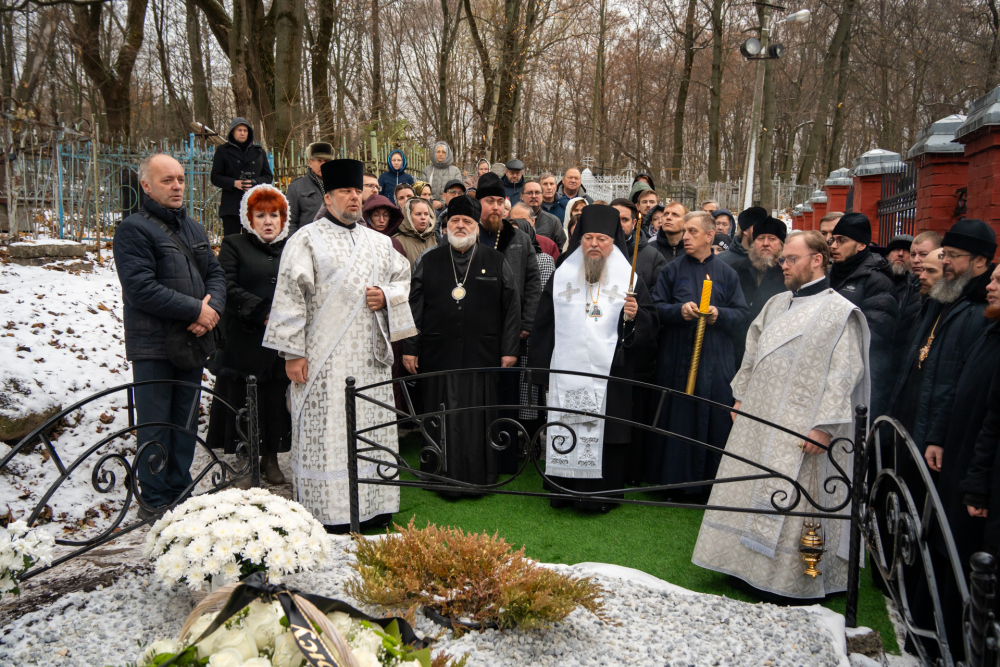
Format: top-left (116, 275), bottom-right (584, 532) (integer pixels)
top-left (159, 572), bottom-right (427, 666)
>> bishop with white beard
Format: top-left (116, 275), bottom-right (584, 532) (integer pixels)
top-left (528, 205), bottom-right (656, 512)
top-left (263, 159), bottom-right (416, 531)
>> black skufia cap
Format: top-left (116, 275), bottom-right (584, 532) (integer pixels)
top-left (321, 159), bottom-right (364, 192)
top-left (475, 173), bottom-right (506, 200)
top-left (445, 195), bottom-right (482, 223)
top-left (752, 216), bottom-right (787, 242)
top-left (737, 206), bottom-right (768, 232)
top-left (943, 218), bottom-right (998, 259)
top-left (831, 212), bottom-right (872, 246)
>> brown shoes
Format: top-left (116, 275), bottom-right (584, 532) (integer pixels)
top-left (261, 453), bottom-right (286, 485)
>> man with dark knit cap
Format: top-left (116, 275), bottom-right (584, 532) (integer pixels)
top-left (717, 207), bottom-right (767, 268)
top-left (402, 194), bottom-right (522, 488)
top-left (286, 142), bottom-right (335, 236)
top-left (263, 158), bottom-right (416, 531)
top-left (888, 219), bottom-right (997, 454)
top-left (476, 171), bottom-right (542, 472)
top-left (883, 233), bottom-right (922, 367)
top-left (730, 214), bottom-right (789, 367)
top-left (828, 212), bottom-right (897, 418)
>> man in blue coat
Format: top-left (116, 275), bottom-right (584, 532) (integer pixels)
top-left (114, 154), bottom-right (227, 517)
top-left (644, 210), bottom-right (748, 498)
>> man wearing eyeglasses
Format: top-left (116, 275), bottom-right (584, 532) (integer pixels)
top-left (827, 213), bottom-right (898, 419)
top-left (693, 229), bottom-right (870, 603)
top-left (888, 219), bottom-right (997, 455)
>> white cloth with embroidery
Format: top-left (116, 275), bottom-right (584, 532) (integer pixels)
top-left (691, 287), bottom-right (870, 599)
top-left (262, 217), bottom-right (416, 526)
top-left (545, 246), bottom-right (631, 479)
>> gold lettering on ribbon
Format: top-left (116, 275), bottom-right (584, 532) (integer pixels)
top-left (291, 625), bottom-right (337, 667)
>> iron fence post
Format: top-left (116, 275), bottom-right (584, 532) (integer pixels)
top-left (845, 404), bottom-right (869, 628)
top-left (246, 375), bottom-right (260, 487)
top-left (966, 552), bottom-right (997, 667)
top-left (345, 376), bottom-right (361, 533)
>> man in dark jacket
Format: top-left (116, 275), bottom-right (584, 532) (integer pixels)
top-left (522, 178), bottom-right (567, 248)
top-left (285, 142), bottom-right (333, 236)
top-left (556, 167), bottom-right (593, 204)
top-left (828, 213), bottom-right (898, 418)
top-left (114, 154), bottom-right (226, 516)
top-left (611, 198), bottom-right (665, 291)
top-left (211, 118), bottom-right (273, 236)
top-left (883, 234), bottom-right (923, 364)
top-left (717, 207), bottom-right (765, 268)
top-left (651, 201), bottom-right (687, 263)
top-left (888, 218), bottom-right (996, 453)
top-left (502, 158), bottom-right (525, 204)
top-left (730, 214), bottom-right (788, 367)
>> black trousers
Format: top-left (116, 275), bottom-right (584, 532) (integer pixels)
top-left (221, 214), bottom-right (243, 236)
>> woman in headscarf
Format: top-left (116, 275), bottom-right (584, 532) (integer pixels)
top-left (419, 141), bottom-right (463, 195)
top-left (206, 184), bottom-right (291, 485)
top-left (464, 157), bottom-right (492, 193)
top-left (378, 149), bottom-right (414, 204)
top-left (393, 196), bottom-right (437, 268)
top-left (361, 194), bottom-right (407, 257)
top-left (560, 196), bottom-right (588, 251)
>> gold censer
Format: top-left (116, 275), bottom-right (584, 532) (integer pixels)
top-left (799, 520), bottom-right (825, 578)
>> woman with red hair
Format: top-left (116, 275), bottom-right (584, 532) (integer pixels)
top-left (206, 184), bottom-right (292, 485)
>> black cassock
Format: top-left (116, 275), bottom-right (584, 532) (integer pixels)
top-left (403, 243), bottom-right (521, 486)
top-left (528, 274), bottom-right (657, 509)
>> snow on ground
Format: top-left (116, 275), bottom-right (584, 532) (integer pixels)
top-left (0, 257), bottom-right (215, 539)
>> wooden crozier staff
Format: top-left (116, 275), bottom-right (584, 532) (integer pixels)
top-left (627, 211), bottom-right (643, 295)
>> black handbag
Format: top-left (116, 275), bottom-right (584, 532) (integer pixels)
top-left (140, 207), bottom-right (221, 371)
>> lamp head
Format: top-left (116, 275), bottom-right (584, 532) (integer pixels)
top-left (740, 37), bottom-right (762, 58)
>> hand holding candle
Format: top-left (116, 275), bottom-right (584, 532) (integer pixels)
top-left (685, 275), bottom-right (713, 395)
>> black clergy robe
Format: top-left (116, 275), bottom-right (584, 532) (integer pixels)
top-left (644, 252), bottom-right (748, 495)
top-left (403, 243), bottom-right (521, 486)
top-left (528, 275), bottom-right (656, 509)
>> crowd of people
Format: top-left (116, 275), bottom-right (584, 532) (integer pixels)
top-left (116, 120), bottom-right (999, 651)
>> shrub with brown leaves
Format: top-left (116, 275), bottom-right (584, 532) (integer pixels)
top-left (347, 519), bottom-right (609, 632)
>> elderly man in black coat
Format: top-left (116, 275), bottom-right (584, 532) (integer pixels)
top-left (403, 196), bottom-right (521, 486)
top-left (114, 154), bottom-right (226, 516)
top-left (889, 219), bottom-right (997, 455)
top-left (828, 213), bottom-right (898, 418)
top-left (730, 212), bottom-right (788, 368)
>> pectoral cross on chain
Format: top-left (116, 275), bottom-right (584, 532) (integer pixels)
top-left (558, 282), bottom-right (581, 303)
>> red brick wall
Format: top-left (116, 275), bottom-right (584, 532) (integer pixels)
top-left (826, 186), bottom-right (849, 217)
top-left (811, 201), bottom-right (828, 231)
top-left (852, 175), bottom-right (884, 241)
top-left (960, 127), bottom-right (1000, 232)
top-left (914, 154), bottom-right (968, 236)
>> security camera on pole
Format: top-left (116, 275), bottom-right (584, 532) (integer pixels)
top-left (737, 5), bottom-right (810, 212)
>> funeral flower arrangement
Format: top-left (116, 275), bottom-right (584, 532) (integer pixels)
top-left (143, 488), bottom-right (329, 590)
top-left (0, 520), bottom-right (55, 598)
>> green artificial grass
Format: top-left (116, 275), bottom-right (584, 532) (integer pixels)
top-left (367, 433), bottom-right (899, 655)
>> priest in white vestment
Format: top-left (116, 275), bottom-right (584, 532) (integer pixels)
top-left (692, 230), bottom-right (871, 600)
top-left (263, 159), bottom-right (416, 530)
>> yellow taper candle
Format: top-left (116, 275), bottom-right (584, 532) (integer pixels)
top-left (685, 276), bottom-right (712, 394)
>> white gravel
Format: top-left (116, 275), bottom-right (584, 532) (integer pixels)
top-left (0, 535), bottom-right (847, 667)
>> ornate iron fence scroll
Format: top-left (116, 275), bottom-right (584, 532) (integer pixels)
top-left (343, 367), bottom-right (869, 627)
top-left (0, 377), bottom-right (260, 581)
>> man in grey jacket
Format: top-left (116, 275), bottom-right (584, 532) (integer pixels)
top-left (520, 178), bottom-right (567, 249)
top-left (285, 142), bottom-right (335, 235)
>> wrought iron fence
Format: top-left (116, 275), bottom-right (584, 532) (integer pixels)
top-left (876, 163), bottom-right (918, 246)
top-left (343, 367), bottom-right (869, 627)
top-left (0, 377), bottom-right (260, 581)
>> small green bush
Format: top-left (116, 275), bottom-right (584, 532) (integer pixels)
top-left (347, 519), bottom-right (609, 632)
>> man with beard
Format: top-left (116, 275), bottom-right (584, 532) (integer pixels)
top-left (652, 202), bottom-right (688, 263)
top-left (730, 214), bottom-right (788, 368)
top-left (906, 264), bottom-right (1000, 662)
top-left (919, 249), bottom-right (944, 296)
top-left (522, 178), bottom-right (567, 249)
top-left (264, 159), bottom-right (416, 530)
top-left (884, 234), bottom-right (923, 368)
top-left (476, 172), bottom-right (542, 472)
top-left (828, 213), bottom-right (897, 418)
top-left (717, 207), bottom-right (766, 268)
top-left (402, 195), bottom-right (521, 486)
top-left (693, 230), bottom-right (870, 602)
top-left (528, 205), bottom-right (655, 511)
top-left (911, 230), bottom-right (943, 278)
top-left (644, 211), bottom-right (748, 498)
top-left (286, 142), bottom-right (334, 235)
top-left (888, 219), bottom-right (996, 454)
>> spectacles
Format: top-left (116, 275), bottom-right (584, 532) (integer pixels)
top-left (829, 236), bottom-right (851, 247)
top-left (363, 183), bottom-right (378, 191)
top-left (943, 251), bottom-right (972, 261)
top-left (777, 253), bottom-right (819, 267)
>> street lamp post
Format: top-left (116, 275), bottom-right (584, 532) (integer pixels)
top-left (737, 5), bottom-right (810, 212)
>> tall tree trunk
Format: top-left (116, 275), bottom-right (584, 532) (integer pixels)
top-left (707, 0), bottom-right (724, 181)
top-left (0, 13), bottom-right (12, 103)
top-left (826, 22), bottom-right (853, 173)
top-left (186, 0), bottom-right (213, 128)
top-left (670, 0), bottom-right (698, 180)
top-left (69, 0), bottom-right (148, 140)
top-left (311, 0), bottom-right (335, 141)
top-left (273, 0), bottom-right (304, 158)
top-left (590, 0), bottom-right (607, 160)
top-left (14, 10), bottom-right (58, 105)
top-left (153, 0), bottom-right (191, 133)
top-left (371, 0), bottom-right (383, 124)
top-left (795, 0), bottom-right (855, 184)
top-left (463, 0), bottom-right (496, 156)
top-left (246, 0), bottom-right (276, 145)
top-left (229, 0), bottom-right (254, 122)
top-left (437, 0), bottom-right (463, 147)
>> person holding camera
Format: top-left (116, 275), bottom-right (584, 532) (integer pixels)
top-left (211, 117), bottom-right (273, 236)
top-left (114, 153), bottom-right (227, 518)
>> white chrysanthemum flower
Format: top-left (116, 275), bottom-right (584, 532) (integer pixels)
top-left (221, 559), bottom-right (242, 581)
top-left (184, 535), bottom-right (213, 561)
top-left (243, 541), bottom-right (266, 564)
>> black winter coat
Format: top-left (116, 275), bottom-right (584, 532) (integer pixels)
top-left (651, 228), bottom-right (685, 264)
top-left (889, 267), bottom-right (993, 451)
top-left (829, 250), bottom-right (898, 416)
top-left (480, 220), bottom-right (542, 338)
top-left (113, 197), bottom-right (226, 361)
top-left (210, 125), bottom-right (273, 217)
top-left (212, 233), bottom-right (286, 378)
top-left (731, 258), bottom-right (788, 367)
top-left (625, 230), bottom-right (667, 295)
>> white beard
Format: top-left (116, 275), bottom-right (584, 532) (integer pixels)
top-left (448, 230), bottom-right (478, 251)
